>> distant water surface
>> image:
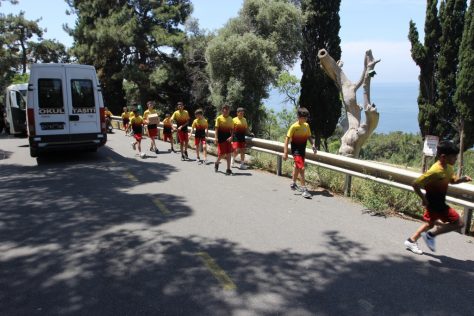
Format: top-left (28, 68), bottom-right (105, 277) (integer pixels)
top-left (264, 82), bottom-right (420, 134)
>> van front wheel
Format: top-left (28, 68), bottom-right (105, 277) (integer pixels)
top-left (30, 147), bottom-right (38, 158)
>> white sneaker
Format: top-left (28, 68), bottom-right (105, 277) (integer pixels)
top-left (404, 239), bottom-right (423, 255)
top-left (240, 163), bottom-right (247, 170)
top-left (301, 187), bottom-right (311, 199)
top-left (421, 232), bottom-right (436, 252)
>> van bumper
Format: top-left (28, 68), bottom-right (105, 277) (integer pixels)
top-left (29, 133), bottom-right (107, 152)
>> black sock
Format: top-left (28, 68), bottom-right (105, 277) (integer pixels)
top-left (407, 238), bottom-right (415, 243)
top-left (427, 232), bottom-right (434, 237)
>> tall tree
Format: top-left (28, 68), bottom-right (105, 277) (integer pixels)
top-left (454, 0), bottom-right (474, 173)
top-left (66, 0), bottom-right (191, 113)
top-left (206, 0), bottom-right (301, 134)
top-left (299, 0), bottom-right (341, 150)
top-left (182, 18), bottom-right (215, 124)
top-left (1, 11), bottom-right (43, 73)
top-left (436, 0), bottom-right (467, 139)
top-left (28, 39), bottom-right (70, 63)
top-left (408, 0), bottom-right (442, 137)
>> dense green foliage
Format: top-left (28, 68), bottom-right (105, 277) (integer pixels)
top-left (206, 0), bottom-right (301, 134)
top-left (408, 0), bottom-right (441, 137)
top-left (454, 0), bottom-right (474, 151)
top-left (299, 0), bottom-right (341, 148)
top-left (409, 0), bottom-right (472, 148)
top-left (436, 0), bottom-right (467, 139)
top-left (66, 0), bottom-right (192, 113)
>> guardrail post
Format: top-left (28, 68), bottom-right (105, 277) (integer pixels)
top-left (463, 207), bottom-right (473, 235)
top-left (344, 174), bottom-right (352, 197)
top-left (276, 156), bottom-right (282, 176)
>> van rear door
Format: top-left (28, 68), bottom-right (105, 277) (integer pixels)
top-left (34, 66), bottom-right (69, 136)
top-left (66, 67), bottom-right (101, 134)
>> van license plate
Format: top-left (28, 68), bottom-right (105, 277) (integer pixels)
top-left (40, 122), bottom-right (65, 130)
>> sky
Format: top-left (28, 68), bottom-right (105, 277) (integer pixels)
top-left (1, 0), bottom-right (426, 83)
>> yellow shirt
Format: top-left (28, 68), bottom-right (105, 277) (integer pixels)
top-left (414, 161), bottom-right (457, 211)
top-left (287, 121), bottom-right (311, 156)
top-left (215, 114), bottom-right (234, 143)
top-left (143, 109), bottom-right (157, 120)
top-left (121, 112), bottom-right (130, 119)
top-left (171, 110), bottom-right (190, 128)
top-left (130, 115), bottom-right (144, 134)
top-left (162, 117), bottom-right (173, 134)
top-left (192, 117), bottom-right (208, 138)
top-left (104, 110), bottom-right (113, 118)
top-left (129, 111), bottom-right (135, 119)
top-left (233, 116), bottom-right (248, 142)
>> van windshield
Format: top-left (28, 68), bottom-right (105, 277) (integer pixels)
top-left (71, 80), bottom-right (95, 108)
top-left (38, 79), bottom-right (64, 109)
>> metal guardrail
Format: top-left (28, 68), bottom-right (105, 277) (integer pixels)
top-left (111, 116), bottom-right (474, 234)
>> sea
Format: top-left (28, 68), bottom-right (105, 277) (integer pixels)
top-left (264, 82), bottom-right (420, 135)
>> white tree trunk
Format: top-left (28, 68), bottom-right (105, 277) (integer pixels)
top-left (318, 49), bottom-right (380, 157)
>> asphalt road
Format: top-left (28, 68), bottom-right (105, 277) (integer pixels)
top-left (1, 132), bottom-right (473, 316)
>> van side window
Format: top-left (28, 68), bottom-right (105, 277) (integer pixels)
top-left (71, 80), bottom-right (95, 108)
top-left (15, 91), bottom-right (26, 110)
top-left (38, 79), bottom-right (63, 109)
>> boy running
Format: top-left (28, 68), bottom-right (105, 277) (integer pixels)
top-left (190, 108), bottom-right (209, 164)
top-left (171, 101), bottom-right (190, 160)
top-left (143, 101), bottom-right (159, 154)
top-left (130, 108), bottom-right (145, 158)
top-left (283, 107), bottom-right (317, 199)
top-left (214, 104), bottom-right (234, 175)
top-left (404, 141), bottom-right (471, 255)
top-left (232, 107), bottom-right (251, 169)
top-left (121, 106), bottom-right (130, 135)
top-left (162, 113), bottom-right (175, 152)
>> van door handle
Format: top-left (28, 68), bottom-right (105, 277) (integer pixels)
top-left (69, 115), bottom-right (80, 121)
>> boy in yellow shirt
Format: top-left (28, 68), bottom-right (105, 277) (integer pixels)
top-left (190, 108), bottom-right (209, 164)
top-left (162, 113), bottom-right (175, 152)
top-left (214, 104), bottom-right (234, 175)
top-left (404, 141), bottom-right (471, 255)
top-left (283, 107), bottom-right (317, 199)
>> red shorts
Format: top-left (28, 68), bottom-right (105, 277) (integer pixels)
top-left (148, 127), bottom-right (158, 138)
top-left (218, 142), bottom-right (233, 156)
top-left (178, 130), bottom-right (189, 143)
top-left (195, 137), bottom-right (206, 146)
top-left (163, 132), bottom-right (172, 142)
top-left (293, 155), bottom-right (305, 169)
top-left (232, 141), bottom-right (246, 150)
top-left (134, 133), bottom-right (143, 142)
top-left (423, 207), bottom-right (460, 224)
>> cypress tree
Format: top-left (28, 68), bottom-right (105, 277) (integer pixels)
top-left (408, 0), bottom-right (442, 137)
top-left (454, 0), bottom-right (474, 151)
top-left (299, 0), bottom-right (341, 149)
top-left (436, 0), bottom-right (467, 139)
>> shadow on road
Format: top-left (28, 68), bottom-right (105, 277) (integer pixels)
top-left (0, 147), bottom-right (472, 315)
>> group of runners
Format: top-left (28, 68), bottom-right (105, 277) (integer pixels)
top-left (119, 101), bottom-right (252, 172)
top-left (117, 101), bottom-right (471, 256)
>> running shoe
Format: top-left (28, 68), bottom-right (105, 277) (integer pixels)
top-left (404, 239), bottom-right (423, 255)
top-left (421, 232), bottom-right (436, 252)
top-left (240, 163), bottom-right (247, 170)
top-left (131, 142), bottom-right (136, 151)
top-left (226, 169), bottom-right (233, 175)
top-left (301, 188), bottom-right (311, 199)
top-left (290, 182), bottom-right (298, 190)
top-left (214, 162), bottom-right (219, 172)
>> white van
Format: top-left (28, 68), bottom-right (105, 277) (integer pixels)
top-left (26, 64), bottom-right (107, 157)
top-left (4, 83), bottom-right (28, 135)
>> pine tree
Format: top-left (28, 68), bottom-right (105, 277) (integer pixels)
top-left (299, 0), bottom-right (341, 149)
top-left (454, 0), bottom-right (474, 153)
top-left (66, 0), bottom-right (191, 112)
top-left (408, 0), bottom-right (442, 137)
top-left (436, 0), bottom-right (467, 139)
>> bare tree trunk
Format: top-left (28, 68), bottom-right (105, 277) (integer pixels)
top-left (318, 49), bottom-right (380, 157)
